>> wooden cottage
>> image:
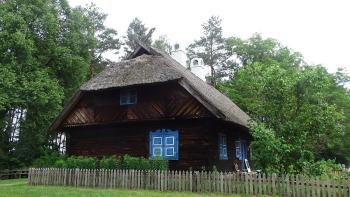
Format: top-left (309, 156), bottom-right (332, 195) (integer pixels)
top-left (50, 44), bottom-right (251, 171)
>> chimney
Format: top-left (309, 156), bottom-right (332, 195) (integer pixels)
top-left (190, 58), bottom-right (211, 82)
top-left (171, 44), bottom-right (211, 82)
top-left (171, 43), bottom-right (187, 67)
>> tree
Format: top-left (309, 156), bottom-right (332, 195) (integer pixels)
top-left (225, 33), bottom-right (304, 78)
top-left (186, 16), bottom-right (230, 86)
top-left (218, 34), bottom-right (350, 172)
top-left (0, 0), bottom-right (119, 169)
top-left (152, 35), bottom-right (172, 55)
top-left (77, 3), bottom-right (121, 78)
top-left (123, 18), bottom-right (153, 58)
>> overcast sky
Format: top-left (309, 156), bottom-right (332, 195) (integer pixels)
top-left (68, 0), bottom-right (349, 73)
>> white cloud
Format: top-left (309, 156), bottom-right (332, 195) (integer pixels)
top-left (68, 0), bottom-right (350, 73)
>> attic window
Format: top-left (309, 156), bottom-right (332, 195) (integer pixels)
top-left (120, 89), bottom-right (137, 105)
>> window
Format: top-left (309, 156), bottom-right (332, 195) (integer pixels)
top-left (120, 89), bottom-right (137, 105)
top-left (149, 129), bottom-right (179, 160)
top-left (218, 133), bottom-right (228, 160)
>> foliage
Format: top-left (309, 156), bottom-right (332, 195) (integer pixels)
top-left (226, 33), bottom-right (304, 71)
top-left (99, 155), bottom-right (122, 169)
top-left (32, 154), bottom-right (168, 171)
top-left (123, 155), bottom-right (168, 171)
top-left (75, 3), bottom-right (121, 78)
top-left (218, 34), bottom-right (350, 174)
top-left (123, 17), bottom-right (153, 58)
top-left (152, 35), bottom-right (172, 54)
top-left (186, 16), bottom-right (230, 86)
top-left (32, 151), bottom-right (66, 168)
top-left (0, 0), bottom-right (118, 170)
top-left (64, 156), bottom-right (97, 169)
top-left (301, 159), bottom-right (341, 177)
top-left (249, 123), bottom-right (284, 174)
top-left (149, 157), bottom-right (169, 171)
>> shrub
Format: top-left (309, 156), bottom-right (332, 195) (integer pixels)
top-left (65, 156), bottom-right (97, 169)
top-left (123, 155), bottom-right (168, 170)
top-left (32, 154), bottom-right (168, 171)
top-left (32, 151), bottom-right (65, 168)
top-left (138, 157), bottom-right (151, 170)
top-left (122, 155), bottom-right (140, 170)
top-left (302, 159), bottom-right (342, 176)
top-left (100, 156), bottom-right (122, 169)
top-left (54, 159), bottom-right (67, 168)
top-left (149, 156), bottom-right (168, 170)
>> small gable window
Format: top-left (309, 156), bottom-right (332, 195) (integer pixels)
top-left (120, 89), bottom-right (137, 105)
top-left (218, 133), bottom-right (228, 160)
top-left (149, 129), bottom-right (179, 160)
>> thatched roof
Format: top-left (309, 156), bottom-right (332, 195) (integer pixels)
top-left (50, 45), bottom-right (250, 130)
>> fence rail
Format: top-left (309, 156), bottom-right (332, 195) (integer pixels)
top-left (28, 168), bottom-right (350, 197)
top-left (0, 169), bottom-right (29, 180)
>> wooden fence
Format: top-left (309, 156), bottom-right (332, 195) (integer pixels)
top-left (28, 168), bottom-right (350, 197)
top-left (0, 169), bottom-right (29, 180)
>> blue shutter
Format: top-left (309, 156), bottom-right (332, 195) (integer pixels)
top-left (241, 140), bottom-right (247, 160)
top-left (219, 134), bottom-right (228, 160)
top-left (149, 129), bottom-right (162, 158)
top-left (149, 129), bottom-right (179, 160)
top-left (241, 140), bottom-right (247, 169)
top-left (235, 140), bottom-right (242, 160)
top-left (218, 136), bottom-right (223, 159)
top-left (164, 129), bottom-right (178, 160)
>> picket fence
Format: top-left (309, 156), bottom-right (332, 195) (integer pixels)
top-left (28, 168), bottom-right (350, 197)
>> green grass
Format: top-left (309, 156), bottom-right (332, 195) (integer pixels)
top-left (0, 179), bottom-right (247, 197)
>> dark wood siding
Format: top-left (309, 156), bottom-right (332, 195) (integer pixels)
top-left (63, 82), bottom-right (211, 127)
top-left (66, 119), bottom-right (250, 171)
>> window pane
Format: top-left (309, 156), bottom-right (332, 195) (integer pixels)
top-left (120, 96), bottom-right (128, 105)
top-left (120, 90), bottom-right (137, 105)
top-left (165, 137), bottom-right (174, 145)
top-left (129, 95), bottom-right (137, 104)
top-left (153, 147), bottom-right (162, 156)
top-left (153, 137), bottom-right (162, 145)
top-left (165, 147), bottom-right (174, 156)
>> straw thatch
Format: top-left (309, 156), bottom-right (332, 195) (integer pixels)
top-left (50, 45), bottom-right (250, 130)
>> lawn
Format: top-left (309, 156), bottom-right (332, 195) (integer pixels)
top-left (0, 179), bottom-right (247, 197)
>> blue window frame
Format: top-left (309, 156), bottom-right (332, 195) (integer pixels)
top-left (120, 89), bottom-right (137, 105)
top-left (218, 133), bottom-right (228, 160)
top-left (149, 129), bottom-right (179, 160)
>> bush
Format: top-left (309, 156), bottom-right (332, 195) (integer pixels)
top-left (149, 157), bottom-right (168, 170)
top-left (32, 152), bottom-right (65, 168)
top-left (302, 159), bottom-right (342, 176)
top-left (123, 155), bottom-right (168, 170)
top-left (54, 159), bottom-right (67, 168)
top-left (65, 156), bottom-right (97, 169)
top-left (32, 154), bottom-right (168, 171)
top-left (100, 156), bottom-right (122, 169)
top-left (122, 155), bottom-right (140, 170)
